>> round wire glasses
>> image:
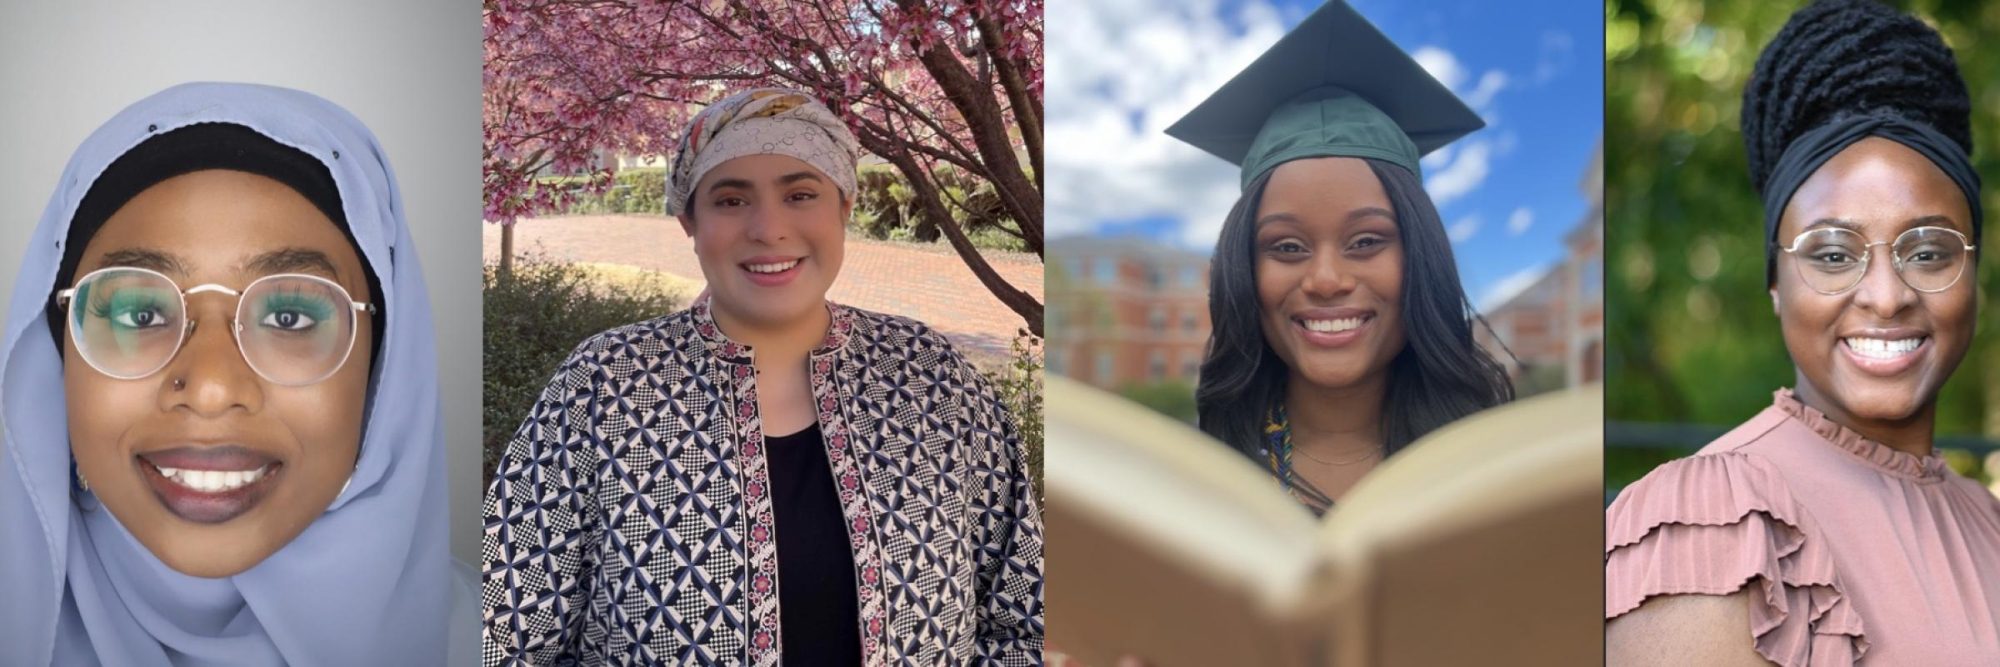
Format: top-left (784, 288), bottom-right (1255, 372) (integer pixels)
top-left (55, 266), bottom-right (375, 386)
top-left (1775, 226), bottom-right (1977, 295)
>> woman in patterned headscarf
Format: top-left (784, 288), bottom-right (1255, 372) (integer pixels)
top-left (481, 88), bottom-right (1045, 666)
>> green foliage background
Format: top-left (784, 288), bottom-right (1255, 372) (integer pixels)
top-left (534, 165), bottom-right (1031, 252)
top-left (481, 259), bottom-right (685, 484)
top-left (1605, 0), bottom-right (2000, 490)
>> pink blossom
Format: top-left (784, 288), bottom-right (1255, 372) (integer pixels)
top-left (484, 0), bottom-right (1045, 331)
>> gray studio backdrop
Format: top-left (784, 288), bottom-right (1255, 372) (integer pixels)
top-left (0, 2), bottom-right (483, 565)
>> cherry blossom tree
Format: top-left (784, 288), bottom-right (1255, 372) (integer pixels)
top-left (485, 0), bottom-right (1044, 333)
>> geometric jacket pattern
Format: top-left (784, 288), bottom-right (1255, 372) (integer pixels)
top-left (480, 298), bottom-right (1044, 666)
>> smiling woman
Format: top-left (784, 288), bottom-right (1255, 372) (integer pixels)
top-left (60, 165), bottom-right (376, 575)
top-left (1175, 0), bottom-right (1514, 515)
top-left (480, 87), bottom-right (1044, 665)
top-left (1604, 0), bottom-right (2000, 664)
top-left (0, 83), bottom-right (466, 665)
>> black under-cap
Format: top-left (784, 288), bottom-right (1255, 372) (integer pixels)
top-left (47, 122), bottom-right (376, 349)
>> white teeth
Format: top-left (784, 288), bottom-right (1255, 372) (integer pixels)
top-left (1301, 317), bottom-right (1365, 333)
top-left (744, 259), bottom-right (800, 274)
top-left (155, 464), bottom-right (269, 493)
top-left (1845, 337), bottom-right (1923, 359)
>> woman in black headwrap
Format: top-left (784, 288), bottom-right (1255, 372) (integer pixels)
top-left (1605, 1), bottom-right (2000, 664)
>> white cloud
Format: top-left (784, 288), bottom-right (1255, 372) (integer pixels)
top-left (1407, 45), bottom-right (1508, 205)
top-left (1448, 214), bottom-right (1482, 244)
top-left (1412, 46), bottom-right (1467, 91)
top-left (1045, 0), bottom-right (1289, 248)
top-left (1478, 263), bottom-right (1551, 311)
top-left (1423, 139), bottom-right (1491, 209)
top-left (1420, 144), bottom-right (1456, 172)
top-left (1045, 1), bottom-right (1517, 247)
top-left (1464, 70), bottom-right (1509, 111)
top-left (1414, 45), bottom-right (1508, 122)
top-left (1507, 207), bottom-right (1533, 235)
top-left (1535, 30), bottom-right (1574, 84)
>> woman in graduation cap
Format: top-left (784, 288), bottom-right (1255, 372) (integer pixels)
top-left (1605, 1), bottom-right (2000, 664)
top-left (1175, 1), bottom-right (1513, 515)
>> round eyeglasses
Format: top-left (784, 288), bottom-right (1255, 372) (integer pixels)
top-left (55, 267), bottom-right (375, 386)
top-left (1775, 226), bottom-right (1977, 295)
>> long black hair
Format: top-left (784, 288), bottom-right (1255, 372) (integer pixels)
top-left (1195, 157), bottom-right (1514, 463)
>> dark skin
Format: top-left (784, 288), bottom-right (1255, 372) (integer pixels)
top-left (1254, 156), bottom-right (1405, 500)
top-left (65, 169), bottom-right (373, 579)
top-left (1116, 159), bottom-right (1409, 666)
top-left (1607, 138), bottom-right (1975, 660)
top-left (1771, 137), bottom-right (1974, 458)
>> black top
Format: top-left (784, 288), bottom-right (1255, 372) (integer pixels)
top-left (768, 423), bottom-right (862, 666)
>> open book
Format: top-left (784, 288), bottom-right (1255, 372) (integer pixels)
top-left (1045, 377), bottom-right (1602, 667)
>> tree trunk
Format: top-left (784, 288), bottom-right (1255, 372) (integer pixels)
top-left (883, 150), bottom-right (1043, 336)
top-left (895, 0), bottom-right (1043, 255)
top-left (500, 222), bottom-right (515, 279)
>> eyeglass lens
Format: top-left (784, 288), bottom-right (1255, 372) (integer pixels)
top-left (69, 268), bottom-right (359, 385)
top-left (1790, 227), bottom-right (1970, 294)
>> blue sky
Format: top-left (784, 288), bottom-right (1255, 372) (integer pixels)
top-left (1046, 0), bottom-right (1602, 309)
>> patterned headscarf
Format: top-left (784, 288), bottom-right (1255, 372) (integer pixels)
top-left (665, 87), bottom-right (862, 216)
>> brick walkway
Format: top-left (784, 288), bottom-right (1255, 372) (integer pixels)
top-left (483, 215), bottom-right (1043, 359)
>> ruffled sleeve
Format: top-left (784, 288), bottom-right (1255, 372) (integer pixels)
top-left (1606, 452), bottom-right (1868, 666)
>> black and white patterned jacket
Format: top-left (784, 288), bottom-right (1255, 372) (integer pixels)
top-left (481, 298), bottom-right (1044, 666)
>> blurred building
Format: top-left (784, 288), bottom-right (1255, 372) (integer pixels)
top-left (1046, 236), bottom-right (1211, 391)
top-left (1478, 141), bottom-right (1605, 391)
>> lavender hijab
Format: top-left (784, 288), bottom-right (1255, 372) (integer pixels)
top-left (0, 83), bottom-right (458, 664)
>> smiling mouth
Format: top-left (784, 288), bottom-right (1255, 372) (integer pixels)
top-left (1843, 336), bottom-right (1926, 360)
top-left (743, 259), bottom-right (801, 274)
top-left (153, 464), bottom-right (274, 493)
top-left (1291, 312), bottom-right (1374, 347)
top-left (1299, 315), bottom-right (1369, 333)
top-left (136, 447), bottom-right (283, 524)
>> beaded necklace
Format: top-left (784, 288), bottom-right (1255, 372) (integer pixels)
top-left (1261, 403), bottom-right (1333, 514)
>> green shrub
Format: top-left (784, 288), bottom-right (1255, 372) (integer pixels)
top-left (848, 163), bottom-right (1030, 252)
top-left (533, 167), bottom-right (668, 216)
top-left (1118, 379), bottom-right (1199, 424)
top-left (852, 164), bottom-right (911, 238)
top-left (482, 258), bottom-right (684, 484)
top-left (1515, 363), bottom-right (1569, 398)
top-left (966, 226), bottom-right (1029, 252)
top-left (979, 329), bottom-right (1044, 494)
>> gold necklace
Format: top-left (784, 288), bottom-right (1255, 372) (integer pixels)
top-left (1293, 442), bottom-right (1382, 466)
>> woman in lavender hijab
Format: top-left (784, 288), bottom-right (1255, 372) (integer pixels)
top-left (0, 83), bottom-right (471, 664)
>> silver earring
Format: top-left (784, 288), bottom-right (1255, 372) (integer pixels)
top-left (75, 468), bottom-right (89, 492)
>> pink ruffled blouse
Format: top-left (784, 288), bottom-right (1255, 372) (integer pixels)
top-left (1607, 389), bottom-right (2000, 666)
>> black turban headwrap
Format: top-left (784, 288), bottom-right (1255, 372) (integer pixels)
top-left (1742, 0), bottom-right (1979, 287)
